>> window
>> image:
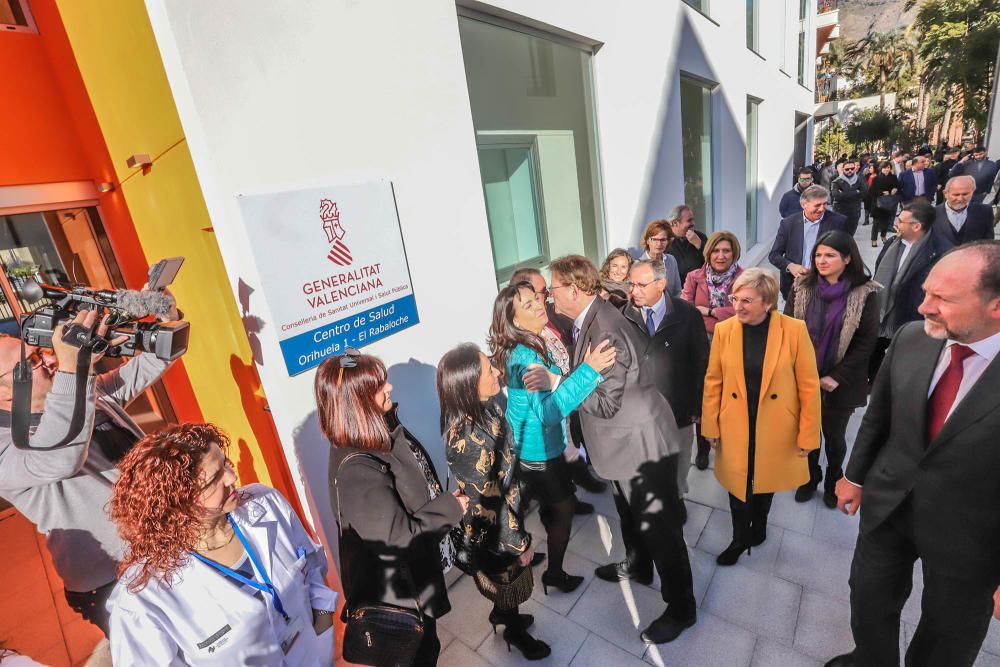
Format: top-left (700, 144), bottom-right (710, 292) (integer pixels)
top-left (1, 0), bottom-right (36, 33)
top-left (680, 75), bottom-right (715, 232)
top-left (746, 98), bottom-right (761, 246)
top-left (458, 14), bottom-right (606, 284)
top-left (683, 0), bottom-right (709, 13)
top-left (797, 0), bottom-right (809, 85)
top-left (477, 143), bottom-right (547, 276)
top-left (746, 0), bottom-right (759, 52)
top-left (0, 206), bottom-right (176, 431)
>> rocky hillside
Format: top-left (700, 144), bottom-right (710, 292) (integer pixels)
top-left (836, 0), bottom-right (924, 41)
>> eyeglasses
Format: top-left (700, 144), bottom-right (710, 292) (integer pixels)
top-left (628, 280), bottom-right (659, 290)
top-left (337, 346), bottom-right (361, 386)
top-left (729, 295), bottom-right (761, 306)
top-left (648, 236), bottom-right (670, 244)
top-left (548, 284), bottom-right (571, 293)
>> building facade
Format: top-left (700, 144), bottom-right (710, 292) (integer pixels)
top-left (1, 0), bottom-right (815, 659)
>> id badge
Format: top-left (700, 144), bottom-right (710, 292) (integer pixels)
top-left (279, 615), bottom-right (303, 655)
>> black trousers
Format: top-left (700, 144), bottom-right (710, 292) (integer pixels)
top-left (849, 500), bottom-right (996, 667)
top-left (806, 405), bottom-right (853, 491)
top-left (868, 336), bottom-right (892, 385)
top-left (871, 208), bottom-right (893, 241)
top-left (64, 579), bottom-right (116, 637)
top-left (728, 492), bottom-right (774, 544)
top-left (412, 616), bottom-right (440, 667)
top-left (610, 454), bottom-right (695, 617)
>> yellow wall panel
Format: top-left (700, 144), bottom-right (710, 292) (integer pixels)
top-left (55, 0), bottom-right (184, 183)
top-left (118, 142), bottom-right (275, 486)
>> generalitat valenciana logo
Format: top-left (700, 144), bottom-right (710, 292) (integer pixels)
top-left (320, 198), bottom-right (352, 266)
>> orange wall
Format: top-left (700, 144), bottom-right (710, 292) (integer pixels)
top-left (0, 2), bottom-right (203, 423)
top-left (0, 31), bottom-right (89, 186)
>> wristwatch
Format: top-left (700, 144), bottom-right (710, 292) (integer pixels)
top-left (313, 608), bottom-right (333, 616)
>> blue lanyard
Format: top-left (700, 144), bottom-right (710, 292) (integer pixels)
top-left (192, 515), bottom-right (289, 621)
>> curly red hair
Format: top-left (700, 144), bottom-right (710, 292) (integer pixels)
top-left (110, 422), bottom-right (231, 592)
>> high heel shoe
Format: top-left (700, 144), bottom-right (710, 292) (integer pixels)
top-left (488, 610), bottom-right (534, 634)
top-left (541, 569), bottom-right (584, 595)
top-left (503, 625), bottom-right (551, 660)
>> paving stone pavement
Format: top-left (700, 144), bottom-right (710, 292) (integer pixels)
top-left (435, 221), bottom-right (1000, 666)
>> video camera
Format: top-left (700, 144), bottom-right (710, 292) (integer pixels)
top-left (17, 257), bottom-right (190, 362)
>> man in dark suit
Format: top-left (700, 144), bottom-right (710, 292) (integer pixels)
top-left (828, 241), bottom-right (1000, 667)
top-left (620, 259), bottom-right (709, 513)
top-left (935, 175), bottom-right (995, 247)
top-left (768, 185), bottom-right (849, 299)
top-left (548, 255), bottom-right (696, 645)
top-left (869, 202), bottom-right (950, 381)
top-left (898, 154), bottom-right (938, 204)
top-left (665, 205), bottom-right (709, 286)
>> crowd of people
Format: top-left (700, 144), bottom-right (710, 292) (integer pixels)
top-left (1, 155), bottom-right (1000, 666)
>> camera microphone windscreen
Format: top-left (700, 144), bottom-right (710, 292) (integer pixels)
top-left (115, 290), bottom-right (175, 319)
top-left (17, 280), bottom-right (44, 303)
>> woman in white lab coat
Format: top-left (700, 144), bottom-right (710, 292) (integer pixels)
top-left (107, 423), bottom-right (337, 665)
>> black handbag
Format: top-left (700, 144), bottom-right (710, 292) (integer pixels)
top-left (876, 194), bottom-right (900, 212)
top-left (335, 453), bottom-right (425, 667)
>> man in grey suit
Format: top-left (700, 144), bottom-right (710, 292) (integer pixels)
top-left (548, 255), bottom-right (696, 645)
top-left (828, 242), bottom-right (1000, 667)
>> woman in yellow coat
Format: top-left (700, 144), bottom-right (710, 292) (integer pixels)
top-left (701, 268), bottom-right (821, 566)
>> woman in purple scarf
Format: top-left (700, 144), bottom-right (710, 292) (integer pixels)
top-left (784, 231), bottom-right (881, 509)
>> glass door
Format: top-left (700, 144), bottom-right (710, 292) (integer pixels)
top-left (0, 206), bottom-right (176, 432)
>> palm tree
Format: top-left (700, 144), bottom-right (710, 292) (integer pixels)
top-left (841, 30), bottom-right (918, 111)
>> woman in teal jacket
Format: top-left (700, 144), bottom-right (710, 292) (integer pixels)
top-left (488, 281), bottom-right (616, 595)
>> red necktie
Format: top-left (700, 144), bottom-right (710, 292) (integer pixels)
top-left (926, 344), bottom-right (975, 444)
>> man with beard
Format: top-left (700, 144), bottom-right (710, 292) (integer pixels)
top-left (828, 241), bottom-right (1000, 667)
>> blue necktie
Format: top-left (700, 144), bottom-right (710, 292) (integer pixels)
top-left (572, 325), bottom-right (580, 343)
top-left (646, 308), bottom-right (657, 336)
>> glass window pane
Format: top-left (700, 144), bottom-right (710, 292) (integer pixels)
top-left (478, 145), bottom-right (545, 273)
top-left (798, 30), bottom-right (807, 85)
top-left (684, 0), bottom-right (709, 12)
top-left (746, 0), bottom-right (758, 51)
top-left (459, 16), bottom-right (605, 283)
top-left (746, 99), bottom-right (760, 246)
top-left (680, 77), bottom-right (714, 232)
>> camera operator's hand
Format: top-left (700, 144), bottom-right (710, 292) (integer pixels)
top-left (142, 283), bottom-right (180, 322)
top-left (53, 311), bottom-right (129, 374)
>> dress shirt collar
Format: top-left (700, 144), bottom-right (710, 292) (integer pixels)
top-left (945, 205), bottom-right (968, 229)
top-left (943, 329), bottom-right (1000, 365)
top-left (572, 296), bottom-right (597, 339)
top-left (803, 212), bottom-right (824, 226)
top-left (642, 293), bottom-right (669, 322)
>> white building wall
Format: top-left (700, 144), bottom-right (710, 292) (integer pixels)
top-left (144, 0), bottom-right (815, 542)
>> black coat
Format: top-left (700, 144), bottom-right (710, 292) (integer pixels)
top-left (933, 203), bottom-right (995, 247)
top-left (768, 210), bottom-right (849, 297)
top-left (831, 176), bottom-right (868, 214)
top-left (666, 230), bottom-right (709, 286)
top-left (873, 229), bottom-right (950, 331)
top-left (329, 418), bottom-right (462, 619)
top-left (784, 283), bottom-right (880, 410)
top-left (846, 321), bottom-right (1000, 581)
top-left (620, 296), bottom-right (708, 427)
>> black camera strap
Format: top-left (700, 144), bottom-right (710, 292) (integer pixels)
top-left (10, 319), bottom-right (94, 451)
